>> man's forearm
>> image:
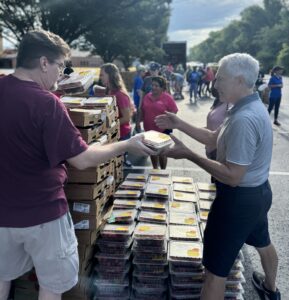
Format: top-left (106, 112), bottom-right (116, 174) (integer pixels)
top-left (70, 141), bottom-right (128, 170)
top-left (184, 148), bottom-right (237, 186)
top-left (178, 119), bottom-right (215, 146)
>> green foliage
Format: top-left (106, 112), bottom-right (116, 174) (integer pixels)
top-left (0, 0), bottom-right (171, 67)
top-left (189, 0), bottom-right (289, 73)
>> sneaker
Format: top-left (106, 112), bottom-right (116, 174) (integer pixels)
top-left (252, 271), bottom-right (281, 300)
top-left (274, 120), bottom-right (281, 126)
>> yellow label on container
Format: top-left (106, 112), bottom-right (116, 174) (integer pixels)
top-left (132, 183), bottom-right (142, 187)
top-left (115, 227), bottom-right (128, 231)
top-left (152, 176), bottom-right (161, 181)
top-left (120, 212), bottom-right (132, 217)
top-left (186, 230), bottom-right (197, 238)
top-left (201, 211), bottom-right (209, 218)
top-left (185, 217), bottom-right (195, 225)
top-left (127, 201), bottom-right (136, 205)
top-left (138, 225), bottom-right (151, 232)
top-left (127, 191), bottom-right (137, 195)
top-left (154, 203), bottom-right (164, 208)
top-left (136, 175), bottom-right (145, 179)
top-left (187, 248), bottom-right (200, 257)
top-left (154, 214), bottom-right (165, 220)
top-left (175, 192), bottom-right (183, 197)
top-left (158, 133), bottom-right (170, 140)
top-left (171, 202), bottom-right (180, 208)
top-left (158, 188), bottom-right (167, 195)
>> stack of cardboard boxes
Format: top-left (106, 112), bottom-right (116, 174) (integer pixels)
top-left (61, 96), bottom-right (124, 300)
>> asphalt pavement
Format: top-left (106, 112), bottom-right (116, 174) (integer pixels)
top-left (127, 77), bottom-right (289, 300)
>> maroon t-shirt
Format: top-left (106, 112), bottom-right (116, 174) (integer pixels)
top-left (0, 75), bottom-right (88, 227)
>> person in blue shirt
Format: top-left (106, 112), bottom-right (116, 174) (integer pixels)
top-left (268, 66), bottom-right (284, 126)
top-left (189, 66), bottom-right (200, 104)
top-left (133, 65), bottom-right (146, 132)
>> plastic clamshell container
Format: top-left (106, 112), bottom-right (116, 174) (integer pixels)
top-left (92, 271), bottom-right (130, 285)
top-left (198, 192), bottom-right (216, 201)
top-left (199, 210), bottom-right (209, 222)
top-left (125, 173), bottom-right (148, 182)
top-left (140, 200), bottom-right (167, 212)
top-left (138, 211), bottom-right (167, 224)
top-left (227, 271), bottom-right (246, 284)
top-left (197, 182), bottom-right (216, 192)
top-left (169, 201), bottom-right (196, 213)
top-left (107, 209), bottom-right (137, 224)
top-left (133, 261), bottom-right (168, 275)
top-left (173, 183), bottom-right (196, 193)
top-left (147, 169), bottom-right (171, 177)
top-left (169, 240), bottom-right (203, 262)
top-left (113, 199), bottom-right (140, 210)
top-left (131, 288), bottom-right (167, 300)
top-left (173, 191), bottom-right (198, 203)
top-left (96, 236), bottom-right (133, 254)
top-left (132, 276), bottom-right (167, 293)
top-left (132, 239), bottom-right (168, 253)
top-left (169, 212), bottom-right (198, 226)
top-left (230, 260), bottom-right (245, 273)
top-left (133, 269), bottom-right (168, 282)
top-left (169, 285), bottom-right (201, 299)
top-left (172, 176), bottom-right (194, 184)
top-left (149, 176), bottom-right (171, 185)
top-left (169, 225), bottom-right (201, 241)
top-left (143, 130), bottom-right (173, 148)
top-left (169, 261), bottom-right (204, 275)
top-left (119, 181), bottom-right (146, 190)
top-left (134, 223), bottom-right (167, 240)
top-left (114, 189), bottom-right (141, 199)
top-left (134, 251), bottom-right (167, 263)
top-left (170, 273), bottom-right (204, 287)
top-left (94, 260), bottom-right (131, 274)
top-left (198, 200), bottom-right (212, 211)
top-left (145, 184), bottom-right (170, 197)
top-left (93, 282), bottom-right (130, 297)
top-left (94, 251), bottom-right (131, 268)
top-left (100, 222), bottom-right (135, 241)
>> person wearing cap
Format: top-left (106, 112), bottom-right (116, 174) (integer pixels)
top-left (133, 65), bottom-right (146, 133)
top-left (156, 53), bottom-right (280, 300)
top-left (268, 66), bottom-right (284, 126)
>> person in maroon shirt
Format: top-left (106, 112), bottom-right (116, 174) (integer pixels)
top-left (0, 30), bottom-right (155, 300)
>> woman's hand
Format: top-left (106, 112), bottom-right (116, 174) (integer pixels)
top-left (155, 111), bottom-right (181, 130)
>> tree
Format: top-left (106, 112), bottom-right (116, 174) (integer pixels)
top-left (84, 0), bottom-right (171, 68)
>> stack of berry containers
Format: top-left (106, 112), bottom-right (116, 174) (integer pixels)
top-left (131, 222), bottom-right (168, 300)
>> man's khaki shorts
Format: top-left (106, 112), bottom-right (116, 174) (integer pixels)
top-left (0, 213), bottom-right (78, 294)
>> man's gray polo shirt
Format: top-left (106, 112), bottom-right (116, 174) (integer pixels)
top-left (217, 92), bottom-right (273, 187)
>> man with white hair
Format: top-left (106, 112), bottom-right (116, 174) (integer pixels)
top-left (155, 53), bottom-right (280, 300)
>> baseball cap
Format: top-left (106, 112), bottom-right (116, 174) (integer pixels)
top-left (272, 66), bottom-right (284, 72)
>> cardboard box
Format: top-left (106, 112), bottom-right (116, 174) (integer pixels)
top-left (65, 182), bottom-right (104, 200)
top-left (68, 108), bottom-right (104, 127)
top-left (67, 162), bottom-right (110, 184)
top-left (75, 230), bottom-right (98, 246)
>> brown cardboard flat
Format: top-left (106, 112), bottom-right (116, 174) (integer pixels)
top-left (65, 182), bottom-right (105, 200)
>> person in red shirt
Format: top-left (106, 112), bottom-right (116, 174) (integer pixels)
top-left (0, 30), bottom-right (155, 300)
top-left (138, 76), bottom-right (178, 169)
top-left (99, 63), bottom-right (135, 167)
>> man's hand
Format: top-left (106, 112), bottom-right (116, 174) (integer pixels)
top-left (126, 134), bottom-right (157, 156)
top-left (163, 134), bottom-right (189, 159)
top-left (155, 111), bottom-right (181, 130)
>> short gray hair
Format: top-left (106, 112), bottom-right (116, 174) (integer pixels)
top-left (219, 53), bottom-right (259, 88)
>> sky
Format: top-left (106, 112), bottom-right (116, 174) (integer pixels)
top-left (168, 0), bottom-right (263, 50)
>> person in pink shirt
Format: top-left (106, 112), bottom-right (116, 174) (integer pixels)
top-left (203, 66), bottom-right (215, 97)
top-left (138, 76), bottom-right (178, 169)
top-left (99, 63), bottom-right (135, 166)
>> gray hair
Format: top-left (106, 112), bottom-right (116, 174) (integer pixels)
top-left (218, 53), bottom-right (259, 88)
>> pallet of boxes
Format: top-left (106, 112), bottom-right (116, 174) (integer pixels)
top-left (58, 73), bottom-right (123, 300)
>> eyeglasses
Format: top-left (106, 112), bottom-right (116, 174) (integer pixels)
top-left (54, 61), bottom-right (65, 71)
